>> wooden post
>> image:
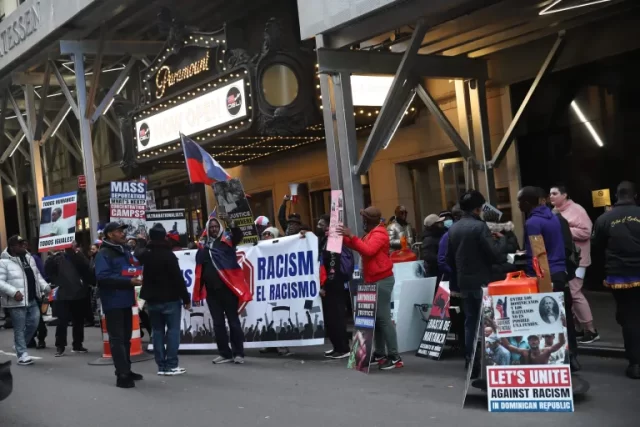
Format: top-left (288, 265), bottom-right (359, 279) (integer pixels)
top-left (529, 234), bottom-right (552, 293)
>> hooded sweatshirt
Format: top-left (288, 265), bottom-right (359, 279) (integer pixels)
top-left (524, 206), bottom-right (566, 276)
top-left (554, 200), bottom-right (592, 267)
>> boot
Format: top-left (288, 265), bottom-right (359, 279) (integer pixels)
top-left (116, 374), bottom-right (135, 389)
top-left (626, 364), bottom-right (640, 380)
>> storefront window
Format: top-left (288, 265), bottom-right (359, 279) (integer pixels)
top-left (261, 64), bottom-right (299, 107)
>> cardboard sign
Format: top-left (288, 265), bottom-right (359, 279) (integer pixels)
top-left (348, 283), bottom-right (377, 373)
top-left (213, 178), bottom-right (259, 245)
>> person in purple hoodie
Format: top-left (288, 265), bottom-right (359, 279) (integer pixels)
top-left (517, 186), bottom-right (580, 372)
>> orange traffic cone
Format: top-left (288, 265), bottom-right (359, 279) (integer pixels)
top-left (89, 302), bottom-right (153, 366)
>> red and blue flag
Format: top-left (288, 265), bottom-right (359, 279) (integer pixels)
top-left (180, 133), bottom-right (231, 185)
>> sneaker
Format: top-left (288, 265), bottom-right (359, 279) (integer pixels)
top-left (578, 330), bottom-right (600, 344)
top-left (165, 367), bottom-right (187, 376)
top-left (72, 346), bottom-right (88, 354)
top-left (379, 355), bottom-right (404, 370)
top-left (129, 372), bottom-right (144, 381)
top-left (234, 356), bottom-right (245, 364)
top-left (157, 371), bottom-right (166, 376)
top-left (55, 347), bottom-right (65, 357)
top-left (324, 349), bottom-right (336, 357)
top-left (327, 351), bottom-right (350, 360)
top-left (626, 364), bottom-right (640, 380)
top-left (370, 353), bottom-right (387, 366)
top-left (277, 347), bottom-right (291, 356)
top-left (116, 375), bottom-right (135, 389)
top-left (17, 354), bottom-right (34, 366)
top-left (36, 341), bottom-right (46, 350)
top-left (212, 356), bottom-right (233, 364)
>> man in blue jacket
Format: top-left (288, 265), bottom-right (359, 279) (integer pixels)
top-left (94, 222), bottom-right (143, 388)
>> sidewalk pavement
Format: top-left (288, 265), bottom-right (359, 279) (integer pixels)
top-left (0, 326), bottom-right (638, 427)
top-left (581, 291), bottom-right (623, 355)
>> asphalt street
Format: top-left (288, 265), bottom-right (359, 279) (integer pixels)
top-left (0, 326), bottom-right (637, 427)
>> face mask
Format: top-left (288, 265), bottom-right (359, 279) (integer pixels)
top-left (444, 219), bottom-right (453, 229)
top-left (314, 228), bottom-right (325, 238)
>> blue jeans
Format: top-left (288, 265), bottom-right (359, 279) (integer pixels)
top-left (147, 300), bottom-right (182, 371)
top-left (9, 300), bottom-right (41, 357)
top-left (461, 290), bottom-right (483, 362)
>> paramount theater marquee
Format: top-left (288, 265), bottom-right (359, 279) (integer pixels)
top-left (133, 28), bottom-right (253, 161)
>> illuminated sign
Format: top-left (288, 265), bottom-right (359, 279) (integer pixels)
top-left (155, 51), bottom-right (210, 98)
top-left (350, 75), bottom-right (393, 107)
top-left (135, 78), bottom-right (248, 153)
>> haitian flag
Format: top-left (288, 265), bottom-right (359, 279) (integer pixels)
top-left (180, 133), bottom-right (231, 185)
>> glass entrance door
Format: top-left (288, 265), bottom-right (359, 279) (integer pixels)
top-left (438, 157), bottom-right (468, 210)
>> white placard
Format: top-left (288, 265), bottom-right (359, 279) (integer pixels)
top-left (135, 79), bottom-right (248, 153)
top-left (350, 75), bottom-right (393, 107)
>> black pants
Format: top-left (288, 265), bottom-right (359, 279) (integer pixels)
top-left (83, 290), bottom-right (95, 324)
top-left (551, 272), bottom-right (578, 354)
top-left (206, 285), bottom-right (244, 358)
top-left (55, 299), bottom-right (85, 349)
top-left (612, 287), bottom-right (640, 365)
top-left (322, 281), bottom-right (350, 353)
top-left (104, 308), bottom-right (132, 376)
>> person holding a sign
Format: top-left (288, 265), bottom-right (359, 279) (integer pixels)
top-left (94, 223), bottom-right (143, 388)
top-left (338, 207), bottom-right (402, 370)
top-left (0, 236), bottom-right (51, 366)
top-left (195, 215), bottom-right (247, 365)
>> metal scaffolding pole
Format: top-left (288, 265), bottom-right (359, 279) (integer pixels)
top-left (468, 80), bottom-right (496, 204)
top-left (73, 53), bottom-right (101, 242)
top-left (12, 156), bottom-right (26, 238)
top-left (24, 84), bottom-right (46, 222)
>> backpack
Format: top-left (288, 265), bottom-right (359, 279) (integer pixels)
top-left (340, 247), bottom-right (355, 279)
top-left (556, 213), bottom-right (581, 281)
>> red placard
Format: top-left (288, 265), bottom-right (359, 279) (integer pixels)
top-left (77, 175), bottom-right (86, 189)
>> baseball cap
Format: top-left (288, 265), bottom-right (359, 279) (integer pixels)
top-left (424, 214), bottom-right (445, 227)
top-left (360, 207), bottom-right (382, 221)
top-left (7, 235), bottom-right (26, 247)
top-left (287, 213), bottom-right (302, 224)
top-left (103, 222), bottom-right (127, 236)
top-left (255, 216), bottom-right (270, 227)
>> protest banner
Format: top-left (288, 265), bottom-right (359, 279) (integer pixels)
top-left (327, 190), bottom-right (344, 253)
top-left (416, 282), bottom-right (452, 360)
top-left (348, 282), bottom-right (377, 373)
top-left (110, 181), bottom-right (147, 237)
top-left (146, 209), bottom-right (188, 247)
top-left (487, 365), bottom-right (573, 412)
top-left (169, 234), bottom-right (324, 350)
top-left (483, 292), bottom-right (573, 412)
top-left (213, 178), bottom-right (258, 245)
top-left (38, 192), bottom-right (77, 252)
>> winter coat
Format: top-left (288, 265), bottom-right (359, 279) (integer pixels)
top-left (0, 250), bottom-right (50, 308)
top-left (446, 213), bottom-right (506, 292)
top-left (94, 240), bottom-right (136, 312)
top-left (592, 201), bottom-right (640, 282)
top-left (387, 220), bottom-right (415, 251)
top-left (555, 200), bottom-right (593, 267)
top-left (437, 232), bottom-right (460, 294)
top-left (485, 221), bottom-right (520, 282)
top-left (343, 225), bottom-right (393, 284)
top-left (135, 240), bottom-right (190, 305)
top-left (45, 251), bottom-right (92, 301)
top-left (422, 227), bottom-right (445, 277)
top-left (523, 206), bottom-right (566, 276)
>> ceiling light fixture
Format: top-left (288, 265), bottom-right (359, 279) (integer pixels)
top-left (540, 0), bottom-right (612, 15)
top-left (570, 100), bottom-right (604, 147)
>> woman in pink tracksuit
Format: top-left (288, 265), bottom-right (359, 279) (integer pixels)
top-left (550, 186), bottom-right (599, 344)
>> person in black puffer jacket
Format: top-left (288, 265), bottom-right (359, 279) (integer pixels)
top-left (135, 224), bottom-right (190, 376)
top-left (421, 214), bottom-right (447, 277)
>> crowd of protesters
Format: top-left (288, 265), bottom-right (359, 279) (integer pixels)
top-left (1, 180), bottom-right (639, 388)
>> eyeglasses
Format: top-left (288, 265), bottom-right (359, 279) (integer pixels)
top-left (263, 232), bottom-right (273, 237)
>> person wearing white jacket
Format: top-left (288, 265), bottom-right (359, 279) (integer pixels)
top-left (0, 236), bottom-right (50, 366)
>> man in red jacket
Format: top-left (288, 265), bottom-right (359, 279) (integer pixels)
top-left (338, 207), bottom-right (402, 370)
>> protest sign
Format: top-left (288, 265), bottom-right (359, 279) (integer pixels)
top-left (213, 178), bottom-right (258, 245)
top-left (169, 234), bottom-right (324, 350)
top-left (348, 282), bottom-right (377, 373)
top-left (483, 292), bottom-right (573, 412)
top-left (146, 209), bottom-right (188, 247)
top-left (110, 181), bottom-right (147, 237)
top-left (327, 190), bottom-right (344, 253)
top-left (487, 365), bottom-right (573, 412)
top-left (416, 282), bottom-right (451, 360)
top-left (38, 192), bottom-right (77, 252)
